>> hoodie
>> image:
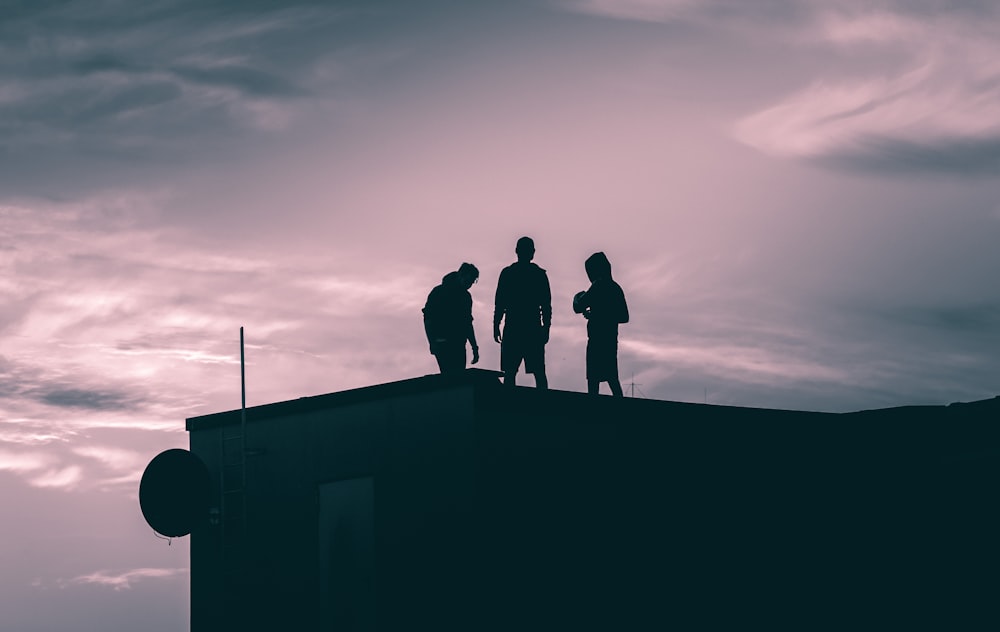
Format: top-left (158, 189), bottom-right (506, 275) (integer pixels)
top-left (578, 252), bottom-right (629, 340)
top-left (423, 271), bottom-right (474, 345)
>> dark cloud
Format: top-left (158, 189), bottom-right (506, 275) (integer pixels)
top-left (899, 302), bottom-right (1000, 334)
top-left (856, 299), bottom-right (1000, 352)
top-left (0, 0), bottom-right (359, 195)
top-left (35, 387), bottom-right (141, 411)
top-left (168, 63), bottom-right (305, 97)
top-left (818, 135), bottom-right (1000, 177)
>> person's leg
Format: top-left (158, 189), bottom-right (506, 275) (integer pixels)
top-left (502, 336), bottom-right (523, 387)
top-left (502, 355), bottom-right (519, 387)
top-left (607, 343), bottom-right (622, 397)
top-left (608, 378), bottom-right (624, 398)
top-left (534, 371), bottom-right (548, 390)
top-left (525, 336), bottom-right (547, 390)
top-left (586, 338), bottom-right (596, 394)
top-left (436, 343), bottom-right (466, 375)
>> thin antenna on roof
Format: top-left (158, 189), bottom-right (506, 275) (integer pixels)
top-left (239, 327), bottom-right (247, 529)
top-left (240, 326), bottom-right (246, 449)
top-left (626, 371), bottom-right (642, 398)
top-left (219, 327), bottom-right (251, 585)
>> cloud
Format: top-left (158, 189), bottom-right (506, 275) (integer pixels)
top-left (559, 0), bottom-right (709, 23)
top-left (0, 426), bottom-right (67, 446)
top-left (0, 450), bottom-right (54, 474)
top-left (623, 338), bottom-right (846, 385)
top-left (72, 443), bottom-right (151, 488)
top-left (0, 1), bottom-right (357, 195)
top-left (73, 444), bottom-right (146, 472)
top-left (35, 387), bottom-right (141, 411)
top-left (734, 6), bottom-right (1000, 174)
top-left (0, 429), bottom-right (174, 493)
top-left (561, 1), bottom-right (1000, 175)
top-left (0, 190), bottom-right (451, 441)
top-left (29, 465), bottom-right (83, 489)
top-left (817, 9), bottom-right (927, 45)
top-left (816, 135), bottom-right (1000, 175)
top-left (65, 567), bottom-right (187, 591)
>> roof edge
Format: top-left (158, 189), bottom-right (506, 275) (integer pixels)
top-left (186, 368), bottom-right (503, 431)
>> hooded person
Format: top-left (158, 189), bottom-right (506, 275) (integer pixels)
top-left (423, 262), bottom-right (480, 374)
top-left (573, 252), bottom-right (629, 396)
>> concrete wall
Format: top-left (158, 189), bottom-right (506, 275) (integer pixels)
top-left (187, 375), bottom-right (1000, 630)
top-left (190, 380), bottom-right (479, 630)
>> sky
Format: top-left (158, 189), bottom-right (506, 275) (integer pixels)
top-left (2, 0), bottom-right (1000, 629)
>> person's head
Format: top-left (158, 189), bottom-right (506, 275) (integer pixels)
top-left (457, 262), bottom-right (479, 289)
top-left (515, 236), bottom-right (535, 262)
top-left (585, 252), bottom-right (612, 283)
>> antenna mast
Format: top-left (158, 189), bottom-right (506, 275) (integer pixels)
top-left (239, 327), bottom-right (247, 523)
top-left (240, 326), bottom-right (246, 453)
top-left (626, 371), bottom-right (642, 398)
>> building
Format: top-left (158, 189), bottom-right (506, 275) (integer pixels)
top-left (184, 369), bottom-right (999, 630)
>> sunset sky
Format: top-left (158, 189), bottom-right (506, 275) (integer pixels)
top-left (3, 1), bottom-right (1000, 629)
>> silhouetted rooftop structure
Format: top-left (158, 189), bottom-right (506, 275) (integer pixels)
top-left (185, 369), bottom-right (1000, 631)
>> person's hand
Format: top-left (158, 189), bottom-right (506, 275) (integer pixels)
top-left (493, 326), bottom-right (502, 344)
top-left (471, 347), bottom-right (480, 365)
top-left (541, 326), bottom-right (550, 344)
top-left (583, 309), bottom-right (591, 320)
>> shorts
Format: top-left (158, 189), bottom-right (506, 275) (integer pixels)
top-left (586, 337), bottom-right (619, 382)
top-left (433, 341), bottom-right (466, 374)
top-left (501, 327), bottom-right (545, 376)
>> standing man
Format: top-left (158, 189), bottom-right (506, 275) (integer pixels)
top-left (423, 263), bottom-right (480, 375)
top-left (573, 252), bottom-right (629, 397)
top-left (494, 237), bottom-right (551, 389)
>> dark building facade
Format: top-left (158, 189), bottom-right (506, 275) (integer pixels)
top-left (186, 369), bottom-right (999, 630)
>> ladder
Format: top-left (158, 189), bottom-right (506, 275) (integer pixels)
top-left (221, 426), bottom-right (246, 555)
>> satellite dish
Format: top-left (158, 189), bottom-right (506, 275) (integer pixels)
top-left (139, 449), bottom-right (210, 538)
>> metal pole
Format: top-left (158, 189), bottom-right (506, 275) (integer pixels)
top-left (240, 327), bottom-right (247, 523)
top-left (240, 326), bottom-right (247, 445)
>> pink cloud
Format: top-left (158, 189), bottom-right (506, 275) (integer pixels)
top-left (817, 10), bottom-right (926, 45)
top-left (29, 465), bottom-right (83, 490)
top-left (623, 338), bottom-right (847, 385)
top-left (73, 445), bottom-right (145, 473)
top-left (561, 0), bottom-right (705, 23)
top-left (67, 567), bottom-right (187, 591)
top-left (736, 9), bottom-right (1000, 166)
top-left (0, 449), bottom-right (53, 473)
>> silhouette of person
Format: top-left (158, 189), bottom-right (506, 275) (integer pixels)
top-left (494, 237), bottom-right (551, 389)
top-left (573, 252), bottom-right (629, 397)
top-left (423, 263), bottom-right (480, 375)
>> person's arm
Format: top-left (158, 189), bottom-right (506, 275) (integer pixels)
top-left (493, 269), bottom-right (506, 343)
top-left (540, 270), bottom-right (552, 343)
top-left (423, 291), bottom-right (440, 352)
top-left (574, 285), bottom-right (594, 319)
top-left (540, 271), bottom-right (552, 329)
top-left (468, 325), bottom-right (480, 364)
top-left (467, 293), bottom-right (480, 364)
top-left (617, 283), bottom-right (629, 324)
